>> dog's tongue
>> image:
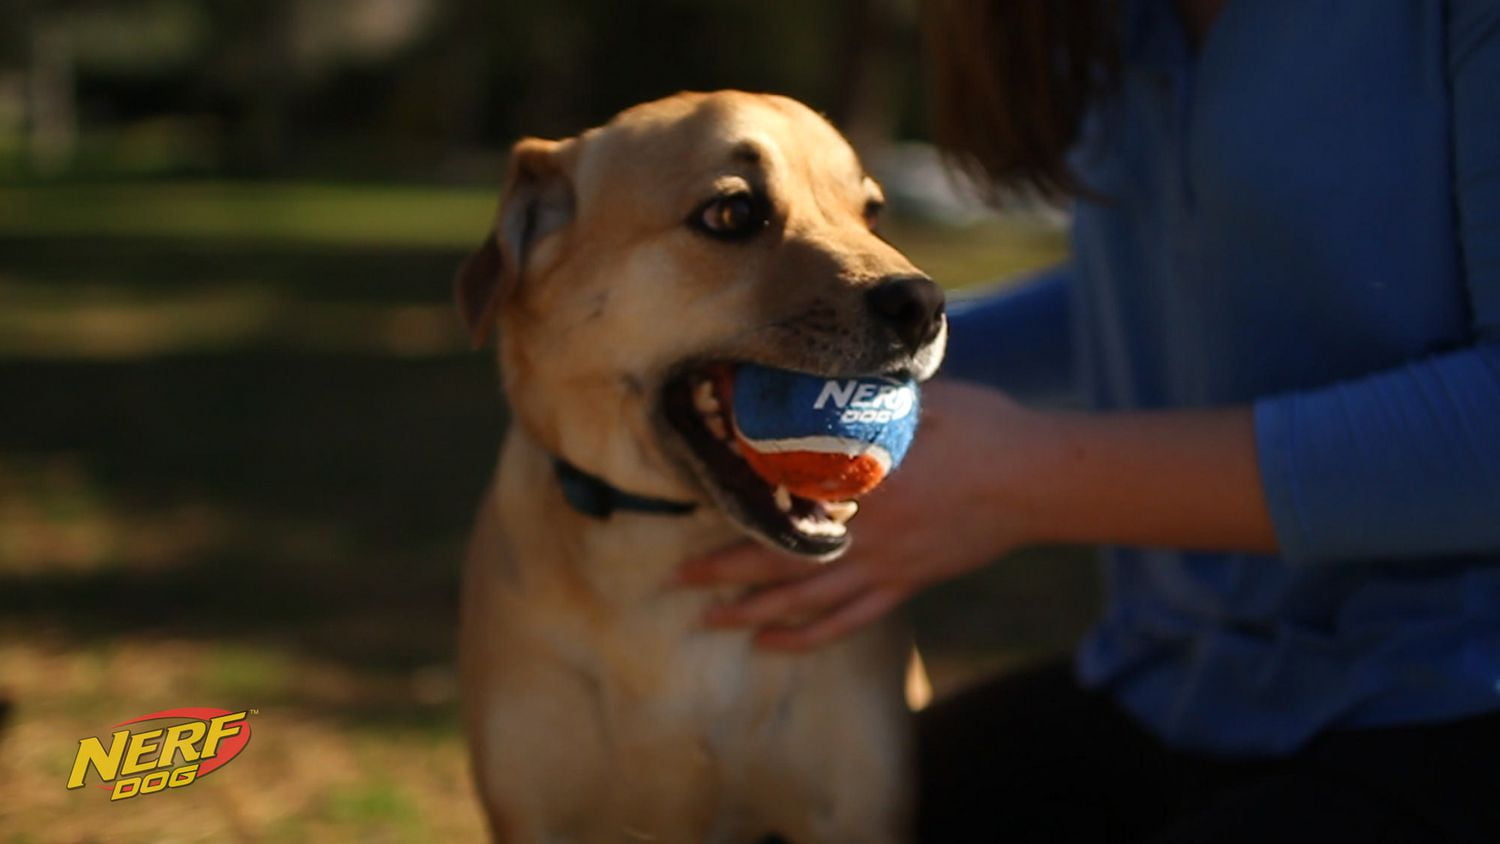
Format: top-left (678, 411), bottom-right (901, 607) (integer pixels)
top-left (723, 363), bottom-right (920, 500)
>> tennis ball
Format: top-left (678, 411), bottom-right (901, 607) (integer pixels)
top-left (729, 363), bottom-right (920, 500)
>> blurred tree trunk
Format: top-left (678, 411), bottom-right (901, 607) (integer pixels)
top-left (26, 19), bottom-right (76, 174)
top-left (205, 0), bottom-right (299, 174)
top-left (239, 0), bottom-right (296, 174)
top-left (829, 0), bottom-right (912, 156)
top-left (431, 0), bottom-right (494, 151)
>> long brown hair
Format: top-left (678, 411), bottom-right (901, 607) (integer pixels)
top-left (922, 0), bottom-right (1121, 203)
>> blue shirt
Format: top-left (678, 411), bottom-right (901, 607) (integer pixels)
top-left (943, 0), bottom-right (1500, 756)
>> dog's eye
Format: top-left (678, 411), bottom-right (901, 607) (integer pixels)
top-left (863, 199), bottom-right (884, 230)
top-left (693, 193), bottom-right (768, 240)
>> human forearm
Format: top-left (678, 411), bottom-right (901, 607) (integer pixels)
top-left (970, 397), bottom-right (1279, 554)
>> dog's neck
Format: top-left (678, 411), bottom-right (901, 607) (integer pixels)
top-left (493, 426), bottom-right (742, 605)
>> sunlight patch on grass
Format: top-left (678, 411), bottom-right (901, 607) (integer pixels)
top-left (0, 182), bottom-right (496, 249)
top-left (204, 646), bottom-right (296, 702)
top-left (321, 779), bottom-right (421, 830)
top-left (0, 181), bottom-right (1064, 285)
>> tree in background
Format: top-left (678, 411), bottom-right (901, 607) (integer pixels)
top-left (0, 0), bottom-right (927, 181)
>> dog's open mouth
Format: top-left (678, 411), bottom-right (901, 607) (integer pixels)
top-left (661, 363), bottom-right (858, 559)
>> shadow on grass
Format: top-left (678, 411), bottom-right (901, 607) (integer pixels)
top-left (4, 353), bottom-right (504, 541)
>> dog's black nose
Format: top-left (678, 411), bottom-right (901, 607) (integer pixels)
top-left (866, 274), bottom-right (945, 352)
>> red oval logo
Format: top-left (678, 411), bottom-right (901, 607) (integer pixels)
top-left (112, 707), bottom-right (252, 779)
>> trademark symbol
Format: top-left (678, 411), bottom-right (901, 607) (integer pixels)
top-left (249, 709), bottom-right (260, 716)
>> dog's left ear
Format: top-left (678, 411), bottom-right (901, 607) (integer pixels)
top-left (456, 137), bottom-right (575, 348)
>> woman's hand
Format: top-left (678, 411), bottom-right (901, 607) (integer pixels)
top-left (676, 380), bottom-right (1035, 652)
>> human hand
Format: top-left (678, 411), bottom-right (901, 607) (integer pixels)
top-left (676, 380), bottom-right (1035, 651)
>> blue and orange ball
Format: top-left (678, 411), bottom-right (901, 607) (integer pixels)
top-left (726, 363), bottom-right (920, 500)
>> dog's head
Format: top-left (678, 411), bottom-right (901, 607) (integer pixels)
top-left (457, 91), bottom-right (946, 560)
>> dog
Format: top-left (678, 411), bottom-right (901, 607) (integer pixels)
top-left (455, 90), bottom-right (947, 843)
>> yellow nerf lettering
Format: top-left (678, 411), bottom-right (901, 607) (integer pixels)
top-left (201, 712), bottom-right (248, 758)
top-left (168, 764), bottom-right (199, 787)
top-left (67, 730), bottom-right (131, 789)
top-left (110, 776), bottom-right (140, 801)
top-left (157, 721), bottom-right (206, 766)
top-left (120, 728), bottom-right (165, 776)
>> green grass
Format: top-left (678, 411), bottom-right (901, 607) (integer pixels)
top-left (0, 181), bottom-right (496, 248)
top-left (321, 779), bottom-right (420, 829)
top-left (0, 179), bottom-right (1089, 842)
top-left (0, 179), bottom-right (1062, 283)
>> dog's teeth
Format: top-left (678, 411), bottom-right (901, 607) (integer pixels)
top-left (705, 416), bottom-right (728, 440)
top-left (692, 380), bottom-right (721, 413)
top-left (791, 516), bottom-right (847, 538)
top-left (773, 485), bottom-right (793, 512)
top-left (824, 500), bottom-right (858, 524)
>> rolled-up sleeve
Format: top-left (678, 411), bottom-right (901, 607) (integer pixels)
top-left (942, 263), bottom-right (1076, 401)
top-left (1254, 0), bottom-right (1500, 563)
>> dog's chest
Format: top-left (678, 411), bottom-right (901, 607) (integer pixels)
top-left (509, 521), bottom-right (801, 738)
top-left (589, 603), bottom-right (800, 739)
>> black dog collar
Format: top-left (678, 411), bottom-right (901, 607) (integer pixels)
top-left (553, 457), bottom-right (698, 520)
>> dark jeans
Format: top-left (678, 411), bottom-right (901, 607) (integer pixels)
top-left (915, 659), bottom-right (1500, 843)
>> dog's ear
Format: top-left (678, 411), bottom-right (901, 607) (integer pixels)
top-left (456, 137), bottom-right (575, 348)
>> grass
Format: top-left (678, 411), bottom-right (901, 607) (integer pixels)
top-left (0, 182), bottom-right (496, 248)
top-left (0, 179), bottom-right (1092, 842)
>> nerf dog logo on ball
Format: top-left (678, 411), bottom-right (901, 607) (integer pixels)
top-left (813, 379), bottom-right (916, 425)
top-left (66, 707), bottom-right (252, 801)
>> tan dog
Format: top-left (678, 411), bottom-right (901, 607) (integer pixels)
top-left (455, 91), bottom-right (946, 843)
